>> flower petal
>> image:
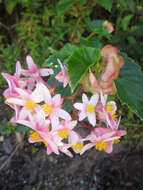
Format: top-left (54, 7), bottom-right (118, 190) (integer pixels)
top-left (82, 93), bottom-right (89, 104)
top-left (90, 94), bottom-right (99, 106)
top-left (73, 103), bottom-right (83, 110)
top-left (58, 109), bottom-right (71, 120)
top-left (79, 111), bottom-right (87, 121)
top-left (80, 143), bottom-right (94, 155)
top-left (87, 112), bottom-right (96, 126)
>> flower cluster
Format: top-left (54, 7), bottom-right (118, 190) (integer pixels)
top-left (2, 55), bottom-right (126, 157)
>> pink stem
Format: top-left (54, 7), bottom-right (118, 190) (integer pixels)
top-left (72, 85), bottom-right (83, 104)
top-left (79, 121), bottom-right (93, 131)
top-left (53, 79), bottom-right (57, 90)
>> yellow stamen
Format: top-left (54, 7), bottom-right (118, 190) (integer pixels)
top-left (30, 130), bottom-right (48, 147)
top-left (25, 100), bottom-right (36, 110)
top-left (86, 104), bottom-right (94, 113)
top-left (105, 103), bottom-right (113, 114)
top-left (95, 142), bottom-right (107, 151)
top-left (114, 139), bottom-right (120, 144)
top-left (44, 141), bottom-right (48, 147)
top-left (29, 131), bottom-right (41, 141)
top-left (72, 143), bottom-right (83, 152)
top-left (58, 130), bottom-right (68, 139)
top-left (5, 97), bottom-right (12, 106)
top-left (42, 104), bottom-right (53, 115)
top-left (112, 112), bottom-right (117, 120)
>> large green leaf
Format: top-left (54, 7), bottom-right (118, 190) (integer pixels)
top-left (115, 53), bottom-right (143, 120)
top-left (98, 0), bottom-right (112, 12)
top-left (43, 44), bottom-right (78, 67)
top-left (66, 47), bottom-right (100, 92)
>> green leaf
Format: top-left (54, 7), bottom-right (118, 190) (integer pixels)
top-left (43, 44), bottom-right (78, 67)
top-left (67, 47), bottom-right (100, 92)
top-left (56, 0), bottom-right (74, 15)
top-left (117, 0), bottom-right (128, 10)
top-left (115, 53), bottom-right (143, 120)
top-left (98, 0), bottom-right (112, 12)
top-left (5, 0), bottom-right (17, 15)
top-left (128, 0), bottom-right (135, 12)
top-left (79, 37), bottom-right (103, 49)
top-left (121, 15), bottom-right (133, 31)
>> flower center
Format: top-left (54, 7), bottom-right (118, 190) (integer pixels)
top-left (105, 103), bottom-right (113, 113)
top-left (72, 143), bottom-right (83, 152)
top-left (42, 104), bottom-right (53, 115)
top-left (113, 138), bottom-right (120, 144)
top-left (86, 104), bottom-right (94, 113)
top-left (30, 131), bottom-right (48, 147)
top-left (58, 130), bottom-right (68, 139)
top-left (25, 100), bottom-right (36, 110)
top-left (95, 142), bottom-right (107, 151)
top-left (112, 112), bottom-right (117, 120)
top-left (30, 131), bottom-right (41, 141)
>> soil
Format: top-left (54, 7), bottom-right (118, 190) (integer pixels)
top-left (0, 134), bottom-right (143, 190)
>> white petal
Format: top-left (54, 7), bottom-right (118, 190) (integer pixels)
top-left (31, 83), bottom-right (44, 103)
top-left (79, 111), bottom-right (87, 121)
top-left (90, 94), bottom-right (99, 106)
top-left (87, 112), bottom-right (96, 126)
top-left (6, 98), bottom-right (25, 106)
top-left (80, 143), bottom-right (94, 155)
top-left (73, 103), bottom-right (83, 110)
top-left (58, 109), bottom-right (71, 120)
top-left (39, 68), bottom-right (54, 76)
top-left (82, 93), bottom-right (89, 104)
top-left (15, 88), bottom-right (28, 99)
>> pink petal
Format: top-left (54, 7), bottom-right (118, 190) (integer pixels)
top-left (15, 88), bottom-right (29, 99)
top-left (19, 107), bottom-right (28, 120)
top-left (68, 130), bottom-right (79, 145)
top-left (80, 143), bottom-right (94, 155)
top-left (51, 115), bottom-right (59, 129)
top-left (26, 55), bottom-right (38, 72)
top-left (104, 141), bottom-right (113, 153)
top-left (41, 83), bottom-right (52, 104)
top-left (17, 119), bottom-right (33, 129)
top-left (52, 94), bottom-right (62, 107)
top-left (15, 61), bottom-right (21, 77)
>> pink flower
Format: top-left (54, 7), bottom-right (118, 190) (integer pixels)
top-left (6, 82), bottom-right (44, 120)
top-left (74, 93), bottom-right (99, 126)
top-left (96, 91), bottom-right (117, 128)
top-left (80, 125), bottom-right (126, 154)
top-left (53, 120), bottom-right (79, 145)
top-left (21, 56), bottom-right (53, 78)
top-left (39, 83), bottom-right (72, 129)
top-left (21, 56), bottom-right (53, 89)
top-left (55, 59), bottom-right (71, 88)
top-left (17, 113), bottom-right (73, 157)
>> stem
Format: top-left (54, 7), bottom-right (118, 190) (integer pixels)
top-left (79, 121), bottom-right (94, 131)
top-left (53, 79), bottom-right (57, 91)
top-left (72, 85), bottom-right (83, 104)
